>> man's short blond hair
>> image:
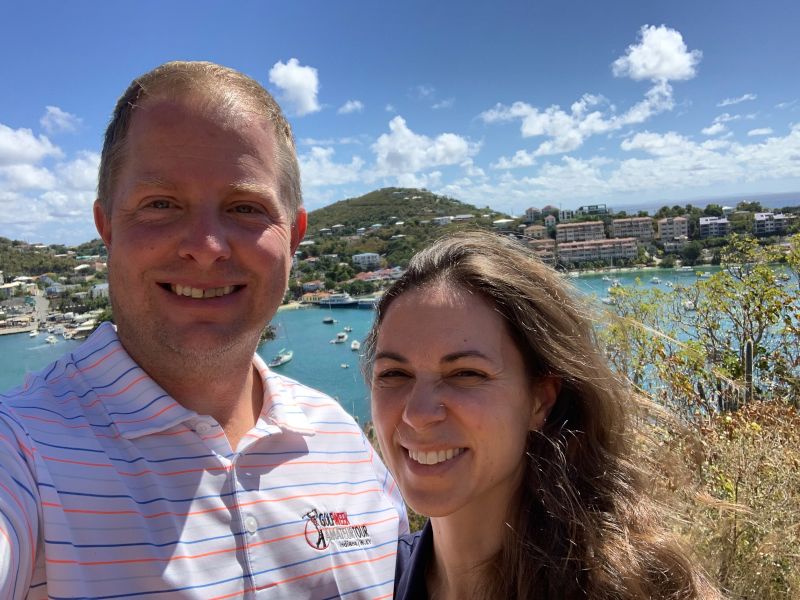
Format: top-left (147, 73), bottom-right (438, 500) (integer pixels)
top-left (97, 61), bottom-right (302, 219)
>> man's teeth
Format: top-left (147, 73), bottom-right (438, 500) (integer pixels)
top-left (170, 284), bottom-right (236, 299)
top-left (407, 447), bottom-right (464, 466)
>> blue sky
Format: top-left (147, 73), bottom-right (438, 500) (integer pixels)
top-left (2, 0), bottom-right (800, 244)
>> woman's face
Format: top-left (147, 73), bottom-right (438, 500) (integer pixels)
top-left (370, 283), bottom-right (556, 520)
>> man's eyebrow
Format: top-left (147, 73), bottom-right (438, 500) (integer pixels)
top-left (227, 181), bottom-right (279, 199)
top-left (131, 175), bottom-right (177, 190)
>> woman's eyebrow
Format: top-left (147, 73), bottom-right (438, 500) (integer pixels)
top-left (441, 350), bottom-right (491, 363)
top-left (374, 351), bottom-right (408, 363)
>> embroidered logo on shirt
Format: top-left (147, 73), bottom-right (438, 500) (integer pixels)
top-left (302, 508), bottom-right (373, 550)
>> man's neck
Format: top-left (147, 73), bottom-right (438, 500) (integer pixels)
top-left (122, 338), bottom-right (264, 449)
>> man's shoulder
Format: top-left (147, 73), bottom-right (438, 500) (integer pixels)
top-left (263, 369), bottom-right (358, 422)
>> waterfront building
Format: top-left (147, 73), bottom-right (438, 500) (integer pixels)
top-left (657, 216), bottom-right (689, 240)
top-left (557, 237), bottom-right (638, 263)
top-left (698, 216), bottom-right (730, 239)
top-left (544, 214), bottom-right (557, 228)
top-left (524, 224), bottom-right (548, 239)
top-left (753, 212), bottom-right (793, 236)
top-left (432, 216), bottom-right (453, 226)
top-left (351, 252), bottom-right (381, 269)
top-left (612, 217), bottom-right (654, 240)
top-left (527, 238), bottom-right (556, 263)
top-left (556, 221), bottom-right (606, 243)
top-left (452, 214), bottom-right (475, 222)
top-left (662, 236), bottom-right (689, 253)
top-left (576, 203), bottom-right (608, 217)
top-left (523, 206), bottom-right (541, 223)
top-left (559, 208), bottom-right (575, 222)
top-left (90, 283), bottom-right (109, 299)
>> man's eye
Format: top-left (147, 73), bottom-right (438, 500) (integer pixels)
top-left (233, 204), bottom-right (263, 214)
top-left (147, 199), bottom-right (173, 209)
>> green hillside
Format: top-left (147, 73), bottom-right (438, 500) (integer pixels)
top-left (307, 187), bottom-right (506, 233)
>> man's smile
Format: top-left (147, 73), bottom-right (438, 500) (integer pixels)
top-left (160, 283), bottom-right (244, 299)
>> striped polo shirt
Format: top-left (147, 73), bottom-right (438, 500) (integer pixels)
top-left (0, 322), bottom-right (407, 599)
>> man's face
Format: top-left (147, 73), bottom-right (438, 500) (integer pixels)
top-left (94, 97), bottom-right (305, 371)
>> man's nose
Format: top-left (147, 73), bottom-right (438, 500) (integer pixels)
top-left (177, 209), bottom-right (231, 267)
top-left (401, 378), bottom-right (447, 430)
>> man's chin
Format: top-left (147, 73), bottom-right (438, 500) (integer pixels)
top-left (117, 319), bottom-right (261, 371)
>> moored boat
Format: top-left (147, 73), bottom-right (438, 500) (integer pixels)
top-left (350, 340), bottom-right (361, 351)
top-left (268, 348), bottom-right (293, 367)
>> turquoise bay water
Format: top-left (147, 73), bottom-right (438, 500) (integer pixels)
top-left (0, 268), bottom-right (710, 422)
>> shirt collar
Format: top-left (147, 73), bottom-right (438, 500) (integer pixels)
top-left (76, 323), bottom-right (314, 439)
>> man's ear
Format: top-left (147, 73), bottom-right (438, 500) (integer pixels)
top-left (529, 377), bottom-right (561, 431)
top-left (290, 208), bottom-right (307, 253)
top-left (94, 200), bottom-right (112, 252)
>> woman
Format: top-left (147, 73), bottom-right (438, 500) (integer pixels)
top-left (362, 231), bottom-right (718, 599)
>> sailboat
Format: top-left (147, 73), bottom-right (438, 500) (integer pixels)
top-left (268, 348), bottom-right (293, 367)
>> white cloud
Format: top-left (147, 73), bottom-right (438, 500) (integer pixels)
top-left (40, 106), bottom-right (81, 134)
top-left (460, 159), bottom-right (486, 180)
top-left (621, 131), bottom-right (691, 156)
top-left (702, 122), bottom-right (727, 136)
top-left (412, 85), bottom-right (435, 99)
top-left (300, 136), bottom-right (363, 146)
top-left (338, 100), bottom-right (364, 115)
top-left (483, 81), bottom-right (674, 162)
top-left (268, 58), bottom-right (320, 116)
top-left (612, 25), bottom-right (701, 82)
top-left (432, 98), bottom-right (455, 110)
top-left (718, 93), bottom-right (757, 107)
top-left (396, 170), bottom-right (442, 189)
top-left (298, 147), bottom-right (364, 187)
top-left (385, 104), bottom-right (396, 113)
top-left (56, 151), bottom-right (100, 189)
top-left (776, 100), bottom-right (798, 110)
top-left (0, 164), bottom-right (57, 190)
top-left (747, 128), bottom-right (774, 137)
top-left (372, 116), bottom-right (478, 176)
top-left (492, 150), bottom-right (537, 169)
top-left (0, 123), bottom-right (62, 166)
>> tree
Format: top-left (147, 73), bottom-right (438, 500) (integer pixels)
top-left (681, 241), bottom-right (703, 265)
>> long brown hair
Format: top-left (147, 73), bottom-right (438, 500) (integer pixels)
top-left (363, 230), bottom-right (719, 599)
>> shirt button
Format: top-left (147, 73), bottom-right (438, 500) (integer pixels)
top-left (196, 422), bottom-right (211, 434)
top-left (244, 515), bottom-right (258, 534)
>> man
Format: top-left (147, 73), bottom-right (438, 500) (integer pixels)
top-left (0, 61), bottom-right (406, 599)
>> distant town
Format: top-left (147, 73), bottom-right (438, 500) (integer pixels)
top-left (1, 189), bottom-right (798, 337)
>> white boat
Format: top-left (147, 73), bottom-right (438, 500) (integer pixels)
top-left (29, 329), bottom-right (39, 337)
top-left (322, 316), bottom-right (335, 324)
top-left (45, 334), bottom-right (58, 344)
top-left (333, 332), bottom-right (348, 344)
top-left (601, 296), bottom-right (617, 306)
top-left (317, 293), bottom-right (358, 308)
top-left (601, 275), bottom-right (612, 282)
top-left (343, 326), bottom-right (352, 332)
top-left (267, 348), bottom-right (293, 367)
top-left (650, 277), bottom-right (662, 284)
top-left (340, 363), bottom-right (349, 369)
top-left (682, 300), bottom-right (696, 311)
top-left (350, 340), bottom-right (361, 351)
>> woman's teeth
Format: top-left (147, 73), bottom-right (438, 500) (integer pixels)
top-left (407, 447), bottom-right (464, 465)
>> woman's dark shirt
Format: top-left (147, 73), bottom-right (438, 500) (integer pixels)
top-left (394, 520), bottom-right (433, 600)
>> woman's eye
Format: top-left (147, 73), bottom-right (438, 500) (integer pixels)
top-left (377, 369), bottom-right (408, 379)
top-left (450, 370), bottom-right (487, 380)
